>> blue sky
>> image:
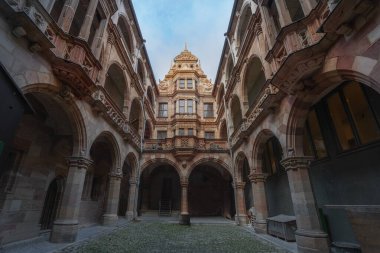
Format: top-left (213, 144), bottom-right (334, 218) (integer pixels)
top-left (131, 0), bottom-right (234, 82)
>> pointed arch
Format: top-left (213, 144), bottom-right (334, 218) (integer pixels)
top-left (104, 63), bottom-right (127, 111)
top-left (243, 57), bottom-right (266, 108)
top-left (230, 95), bottom-right (243, 132)
top-left (236, 3), bottom-right (253, 46)
top-left (117, 14), bottom-right (134, 53)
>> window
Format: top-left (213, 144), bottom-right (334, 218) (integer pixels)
top-left (157, 131), bottom-right (167, 139)
top-left (304, 81), bottom-right (380, 158)
top-left (205, 132), bottom-right (215, 139)
top-left (179, 99), bottom-right (185, 113)
top-left (187, 79), bottom-right (193, 89)
top-left (179, 128), bottom-right (185, 136)
top-left (187, 100), bottom-right (193, 113)
top-left (158, 103), bottom-right (168, 117)
top-left (204, 103), bottom-right (214, 117)
top-left (188, 128), bottom-right (194, 136)
top-left (179, 79), bottom-right (185, 89)
top-left (262, 137), bottom-right (284, 175)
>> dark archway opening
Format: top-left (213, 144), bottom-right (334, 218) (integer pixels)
top-left (262, 137), bottom-right (294, 217)
top-left (138, 165), bottom-right (180, 216)
top-left (189, 165), bottom-right (235, 218)
top-left (40, 177), bottom-right (64, 230)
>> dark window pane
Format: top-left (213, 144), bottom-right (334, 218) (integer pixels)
top-left (327, 93), bottom-right (356, 150)
top-left (343, 82), bottom-right (380, 144)
top-left (307, 110), bottom-right (327, 158)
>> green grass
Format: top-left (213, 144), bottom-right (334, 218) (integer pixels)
top-left (75, 222), bottom-right (281, 253)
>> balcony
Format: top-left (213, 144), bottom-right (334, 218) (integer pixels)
top-left (144, 137), bottom-right (229, 158)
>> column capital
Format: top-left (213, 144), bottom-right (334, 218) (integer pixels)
top-left (180, 178), bottom-right (189, 187)
top-left (249, 173), bottom-right (267, 183)
top-left (129, 179), bottom-right (138, 185)
top-left (234, 181), bottom-right (245, 189)
top-left (280, 156), bottom-right (314, 171)
top-left (67, 157), bottom-right (93, 170)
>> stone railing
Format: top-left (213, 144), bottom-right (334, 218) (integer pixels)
top-left (144, 137), bottom-right (228, 152)
top-left (230, 84), bottom-right (281, 147)
top-left (265, 1), bottom-right (329, 78)
top-left (172, 113), bottom-right (198, 120)
top-left (123, 122), bottom-right (142, 149)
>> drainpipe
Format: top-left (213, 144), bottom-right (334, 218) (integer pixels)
top-left (133, 39), bottom-right (146, 220)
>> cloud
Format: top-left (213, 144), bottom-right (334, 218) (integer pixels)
top-left (132, 0), bottom-right (234, 82)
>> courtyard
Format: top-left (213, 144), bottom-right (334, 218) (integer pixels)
top-left (65, 222), bottom-right (283, 253)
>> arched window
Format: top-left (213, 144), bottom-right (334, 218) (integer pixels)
top-left (104, 64), bottom-right (126, 111)
top-left (220, 120), bottom-right (228, 139)
top-left (244, 57), bottom-right (266, 108)
top-left (137, 60), bottom-right (145, 84)
top-left (285, 0), bottom-right (305, 22)
top-left (69, 0), bottom-right (89, 36)
top-left (226, 56), bottom-right (234, 82)
top-left (262, 137), bottom-right (285, 175)
top-left (50, 0), bottom-right (65, 22)
top-left (237, 6), bottom-right (253, 46)
top-left (117, 17), bottom-right (133, 53)
top-left (231, 96), bottom-right (243, 132)
top-left (147, 87), bottom-right (154, 106)
top-left (130, 99), bottom-right (142, 133)
top-left (304, 81), bottom-right (380, 159)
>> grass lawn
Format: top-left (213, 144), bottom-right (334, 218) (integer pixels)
top-left (75, 222), bottom-right (282, 253)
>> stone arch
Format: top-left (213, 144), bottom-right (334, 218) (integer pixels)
top-left (21, 84), bottom-right (87, 156)
top-left (242, 56), bottom-right (266, 109)
top-left (137, 59), bottom-right (145, 84)
top-left (236, 2), bottom-right (253, 46)
top-left (187, 157), bottom-right (232, 179)
top-left (230, 95), bottom-right (243, 132)
top-left (141, 158), bottom-right (182, 177)
top-left (252, 129), bottom-right (284, 174)
top-left (147, 86), bottom-right (154, 106)
top-left (129, 98), bottom-right (143, 134)
top-left (235, 151), bottom-right (249, 180)
top-left (286, 66), bottom-right (380, 157)
top-left (104, 63), bottom-right (128, 111)
top-left (89, 131), bottom-right (121, 171)
top-left (123, 152), bottom-right (138, 178)
top-left (117, 14), bottom-right (134, 53)
top-left (144, 120), bottom-right (152, 139)
top-left (118, 152), bottom-right (138, 218)
top-left (219, 119), bottom-right (228, 139)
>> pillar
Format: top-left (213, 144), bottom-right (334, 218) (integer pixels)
top-left (234, 181), bottom-right (248, 225)
top-left (50, 157), bottom-right (93, 243)
top-left (258, 4), bottom-right (276, 48)
top-left (281, 156), bottom-right (329, 253)
top-left (57, 0), bottom-right (80, 33)
top-left (179, 179), bottom-right (190, 225)
top-left (78, 0), bottom-right (99, 41)
top-left (249, 173), bottom-right (268, 233)
top-left (102, 170), bottom-right (122, 226)
top-left (126, 178), bottom-right (137, 220)
top-left (275, 0), bottom-right (292, 26)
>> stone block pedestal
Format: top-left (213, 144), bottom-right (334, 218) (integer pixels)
top-left (179, 214), bottom-right (190, 225)
top-left (50, 220), bottom-right (79, 243)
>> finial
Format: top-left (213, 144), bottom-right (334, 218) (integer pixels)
top-left (184, 42), bottom-right (188, 51)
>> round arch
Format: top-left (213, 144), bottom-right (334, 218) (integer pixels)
top-left (242, 56), bottom-right (266, 108)
top-left (117, 14), bottom-right (134, 53)
top-left (129, 98), bottom-right (143, 134)
top-left (89, 131), bottom-right (121, 171)
top-left (140, 158), bottom-right (182, 178)
top-left (187, 157), bottom-right (232, 179)
top-left (104, 63), bottom-right (128, 111)
top-left (236, 2), bottom-right (253, 46)
top-left (230, 95), bottom-right (243, 132)
top-left (21, 83), bottom-right (87, 156)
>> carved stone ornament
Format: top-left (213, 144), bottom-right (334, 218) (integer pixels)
top-left (280, 156), bottom-right (314, 171)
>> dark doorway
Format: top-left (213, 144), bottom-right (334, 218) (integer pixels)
top-left (189, 165), bottom-right (234, 218)
top-left (40, 177), bottom-right (64, 230)
top-left (161, 178), bottom-right (172, 200)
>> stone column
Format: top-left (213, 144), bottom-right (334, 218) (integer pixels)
top-left (258, 5), bottom-right (276, 48)
top-left (275, 0), bottom-right (292, 26)
top-left (281, 157), bottom-right (329, 253)
top-left (179, 179), bottom-right (190, 225)
top-left (57, 0), bottom-right (80, 33)
top-left (126, 178), bottom-right (137, 220)
top-left (102, 170), bottom-right (122, 226)
top-left (92, 19), bottom-right (108, 58)
top-left (249, 173), bottom-right (268, 233)
top-left (78, 0), bottom-right (99, 41)
top-left (234, 181), bottom-right (248, 225)
top-left (50, 157), bottom-right (93, 243)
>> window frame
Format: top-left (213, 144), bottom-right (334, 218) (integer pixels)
top-left (158, 102), bottom-right (168, 118)
top-left (203, 103), bottom-right (214, 118)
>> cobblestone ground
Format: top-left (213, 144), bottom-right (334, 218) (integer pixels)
top-left (61, 222), bottom-right (284, 253)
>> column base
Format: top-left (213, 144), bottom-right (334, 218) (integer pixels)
top-left (254, 220), bottom-right (267, 234)
top-left (179, 213), bottom-right (190, 225)
top-left (102, 214), bottom-right (118, 226)
top-left (295, 229), bottom-right (329, 253)
top-left (50, 220), bottom-right (79, 243)
top-left (126, 211), bottom-right (135, 221)
top-left (236, 214), bottom-right (248, 225)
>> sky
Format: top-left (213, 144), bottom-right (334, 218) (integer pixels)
top-left (131, 0), bottom-right (234, 83)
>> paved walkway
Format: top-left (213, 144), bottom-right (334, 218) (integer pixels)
top-left (0, 217), bottom-right (296, 253)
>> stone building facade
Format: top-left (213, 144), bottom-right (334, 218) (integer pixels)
top-left (0, 0), bottom-right (379, 252)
